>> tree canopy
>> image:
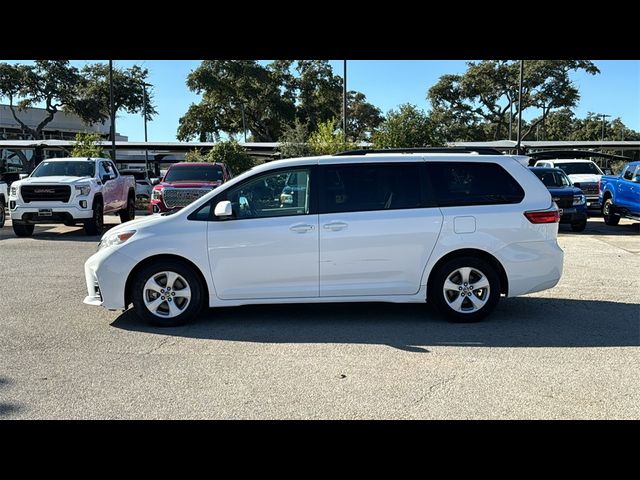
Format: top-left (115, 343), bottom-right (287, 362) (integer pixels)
top-left (0, 60), bottom-right (155, 140)
top-left (372, 104), bottom-right (442, 148)
top-left (427, 60), bottom-right (601, 142)
top-left (177, 60), bottom-right (382, 143)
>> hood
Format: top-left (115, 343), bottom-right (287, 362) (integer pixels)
top-left (567, 173), bottom-right (600, 184)
top-left (101, 213), bottom-right (171, 239)
top-left (160, 181), bottom-right (220, 189)
top-left (547, 186), bottom-right (583, 196)
top-left (20, 176), bottom-right (93, 185)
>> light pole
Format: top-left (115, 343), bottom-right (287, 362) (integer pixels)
top-left (241, 104), bottom-right (247, 143)
top-left (142, 82), bottom-right (152, 176)
top-left (599, 113), bottom-right (611, 142)
top-left (509, 99), bottom-right (513, 141)
top-left (516, 60), bottom-right (524, 154)
top-left (343, 60), bottom-right (347, 139)
top-left (109, 60), bottom-right (116, 163)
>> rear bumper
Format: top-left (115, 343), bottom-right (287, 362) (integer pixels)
top-left (496, 240), bottom-right (564, 297)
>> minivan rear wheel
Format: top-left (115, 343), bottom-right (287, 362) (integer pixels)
top-left (431, 256), bottom-right (500, 322)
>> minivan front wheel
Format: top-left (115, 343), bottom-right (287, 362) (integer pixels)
top-left (431, 257), bottom-right (500, 322)
top-left (131, 260), bottom-right (204, 327)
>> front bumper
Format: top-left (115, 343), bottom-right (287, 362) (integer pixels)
top-left (10, 204), bottom-right (93, 222)
top-left (84, 247), bottom-right (136, 310)
top-left (585, 195), bottom-right (599, 209)
top-left (559, 207), bottom-right (588, 225)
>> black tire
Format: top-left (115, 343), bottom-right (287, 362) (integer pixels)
top-left (570, 220), bottom-right (587, 232)
top-left (131, 259), bottom-right (204, 327)
top-left (84, 198), bottom-right (104, 236)
top-left (0, 198), bottom-right (5, 228)
top-left (602, 198), bottom-right (620, 226)
top-left (119, 193), bottom-right (136, 223)
top-left (13, 221), bottom-right (34, 237)
top-left (430, 256), bottom-right (501, 323)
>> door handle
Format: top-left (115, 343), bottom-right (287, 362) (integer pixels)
top-left (323, 221), bottom-right (348, 231)
top-left (289, 223), bottom-right (315, 233)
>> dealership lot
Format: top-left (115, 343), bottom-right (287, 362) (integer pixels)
top-left (0, 215), bottom-right (638, 419)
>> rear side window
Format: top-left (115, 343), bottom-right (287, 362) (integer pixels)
top-left (623, 166), bottom-right (634, 180)
top-left (427, 162), bottom-right (524, 207)
top-left (320, 163), bottom-right (422, 214)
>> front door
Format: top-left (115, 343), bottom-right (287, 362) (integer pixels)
top-left (208, 167), bottom-right (319, 300)
top-left (98, 161), bottom-right (117, 212)
top-left (318, 161), bottom-right (442, 297)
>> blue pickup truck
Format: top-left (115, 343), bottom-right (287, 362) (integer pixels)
top-left (599, 161), bottom-right (640, 225)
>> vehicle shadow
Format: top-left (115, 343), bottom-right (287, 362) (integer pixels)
top-left (0, 223), bottom-right (117, 242)
top-left (0, 377), bottom-right (22, 417)
top-left (111, 297), bottom-right (640, 351)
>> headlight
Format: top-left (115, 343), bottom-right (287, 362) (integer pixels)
top-left (98, 230), bottom-right (136, 251)
top-left (10, 185), bottom-right (18, 196)
top-left (573, 194), bottom-right (586, 206)
top-left (75, 184), bottom-right (91, 196)
top-left (151, 189), bottom-right (161, 200)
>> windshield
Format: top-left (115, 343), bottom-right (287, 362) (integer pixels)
top-left (164, 165), bottom-right (223, 183)
top-left (556, 162), bottom-right (603, 176)
top-left (533, 170), bottom-right (572, 187)
top-left (31, 161), bottom-right (95, 178)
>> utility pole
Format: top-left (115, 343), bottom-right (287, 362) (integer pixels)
top-left (343, 60), bottom-right (348, 139)
top-left (600, 113), bottom-right (611, 142)
top-left (109, 60), bottom-right (116, 163)
top-left (516, 60), bottom-right (524, 154)
top-left (509, 100), bottom-right (513, 141)
top-left (241, 104), bottom-right (247, 143)
top-left (142, 82), bottom-right (151, 175)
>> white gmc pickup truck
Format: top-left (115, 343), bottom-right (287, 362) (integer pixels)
top-left (0, 181), bottom-right (7, 228)
top-left (8, 157), bottom-right (136, 237)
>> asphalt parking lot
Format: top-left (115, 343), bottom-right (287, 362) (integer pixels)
top-left (0, 213), bottom-right (638, 419)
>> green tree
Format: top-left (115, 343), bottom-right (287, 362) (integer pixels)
top-left (196, 140), bottom-right (257, 175)
top-left (372, 104), bottom-right (442, 148)
top-left (177, 60), bottom-right (383, 144)
top-left (347, 91), bottom-right (383, 141)
top-left (427, 60), bottom-right (600, 141)
top-left (178, 60), bottom-right (296, 142)
top-left (78, 63), bottom-right (157, 129)
top-left (308, 119), bottom-right (356, 155)
top-left (71, 132), bottom-right (106, 158)
top-left (279, 120), bottom-right (314, 159)
top-left (0, 61), bottom-right (156, 141)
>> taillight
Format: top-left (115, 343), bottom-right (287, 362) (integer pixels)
top-left (524, 210), bottom-right (560, 223)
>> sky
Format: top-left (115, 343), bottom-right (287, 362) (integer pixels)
top-left (2, 60), bottom-right (639, 141)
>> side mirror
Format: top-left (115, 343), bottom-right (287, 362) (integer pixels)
top-left (102, 174), bottom-right (113, 183)
top-left (19, 173), bottom-right (29, 179)
top-left (151, 178), bottom-right (160, 186)
top-left (573, 182), bottom-right (581, 188)
top-left (214, 200), bottom-right (233, 217)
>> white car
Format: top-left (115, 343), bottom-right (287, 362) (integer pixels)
top-left (9, 157), bottom-right (137, 237)
top-left (533, 159), bottom-right (604, 208)
top-left (84, 152), bottom-right (564, 326)
top-left (0, 181), bottom-right (7, 228)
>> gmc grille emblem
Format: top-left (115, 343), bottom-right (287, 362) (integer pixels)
top-left (34, 188), bottom-right (56, 194)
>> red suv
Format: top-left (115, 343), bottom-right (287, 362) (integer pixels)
top-left (150, 162), bottom-right (232, 213)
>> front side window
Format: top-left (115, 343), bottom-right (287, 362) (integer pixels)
top-left (320, 163), bottom-right (422, 214)
top-left (427, 162), bottom-right (525, 207)
top-left (223, 168), bottom-right (311, 219)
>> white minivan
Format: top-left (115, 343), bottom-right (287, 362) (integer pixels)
top-left (84, 151), bottom-right (564, 326)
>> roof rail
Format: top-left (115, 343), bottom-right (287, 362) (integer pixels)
top-left (333, 147), bottom-right (505, 156)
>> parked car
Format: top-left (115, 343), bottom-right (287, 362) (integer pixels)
top-left (529, 167), bottom-right (588, 232)
top-left (533, 159), bottom-right (604, 209)
top-left (0, 181), bottom-right (7, 228)
top-left (120, 169), bottom-right (153, 200)
top-left (8, 157), bottom-right (136, 237)
top-left (149, 162), bottom-right (232, 213)
top-left (599, 161), bottom-right (640, 225)
top-left (84, 151), bottom-right (564, 327)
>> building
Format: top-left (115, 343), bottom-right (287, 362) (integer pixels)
top-left (0, 104), bottom-right (127, 141)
